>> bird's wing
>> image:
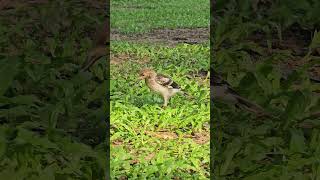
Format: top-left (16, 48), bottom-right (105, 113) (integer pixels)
top-left (212, 70), bottom-right (251, 103)
top-left (212, 71), bottom-right (239, 95)
top-left (211, 70), bottom-right (272, 117)
top-left (156, 74), bottom-right (181, 89)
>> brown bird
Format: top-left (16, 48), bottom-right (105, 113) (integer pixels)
top-left (138, 68), bottom-right (186, 107)
top-left (81, 18), bottom-right (109, 71)
top-left (211, 70), bottom-right (273, 117)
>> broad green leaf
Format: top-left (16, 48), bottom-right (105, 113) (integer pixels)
top-left (49, 103), bottom-right (65, 129)
top-left (0, 135), bottom-right (6, 158)
top-left (310, 30), bottom-right (320, 50)
top-left (220, 139), bottom-right (242, 175)
top-left (0, 57), bottom-right (20, 96)
top-left (10, 95), bottom-right (41, 105)
top-left (289, 129), bottom-right (306, 153)
top-left (283, 91), bottom-right (309, 120)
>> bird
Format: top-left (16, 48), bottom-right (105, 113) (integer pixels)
top-left (80, 18), bottom-right (109, 72)
top-left (138, 68), bottom-right (188, 107)
top-left (211, 70), bottom-right (272, 117)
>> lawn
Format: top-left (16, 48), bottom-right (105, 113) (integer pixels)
top-left (110, 42), bottom-right (210, 179)
top-left (111, 0), bottom-right (210, 33)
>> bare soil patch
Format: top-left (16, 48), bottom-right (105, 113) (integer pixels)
top-left (111, 52), bottom-right (150, 65)
top-left (111, 28), bottom-right (209, 46)
top-left (144, 130), bottom-right (209, 144)
top-left (248, 25), bottom-right (311, 56)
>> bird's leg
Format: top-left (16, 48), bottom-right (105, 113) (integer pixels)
top-left (162, 96), bottom-right (169, 108)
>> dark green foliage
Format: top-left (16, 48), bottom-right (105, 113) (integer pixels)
top-left (0, 1), bottom-right (107, 179)
top-left (212, 1), bottom-right (320, 179)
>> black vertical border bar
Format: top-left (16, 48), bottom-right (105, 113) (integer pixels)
top-left (210, 0), bottom-right (215, 179)
top-left (105, 0), bottom-right (111, 179)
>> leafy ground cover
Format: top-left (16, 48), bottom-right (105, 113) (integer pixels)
top-left (212, 0), bottom-right (320, 179)
top-left (110, 0), bottom-right (210, 178)
top-left (110, 42), bottom-right (210, 179)
top-left (0, 1), bottom-right (108, 179)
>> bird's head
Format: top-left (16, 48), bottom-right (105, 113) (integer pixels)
top-left (138, 68), bottom-right (156, 80)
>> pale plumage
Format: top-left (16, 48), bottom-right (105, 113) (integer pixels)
top-left (139, 68), bottom-right (183, 107)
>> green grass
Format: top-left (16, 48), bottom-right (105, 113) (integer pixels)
top-left (110, 42), bottom-right (210, 179)
top-left (111, 0), bottom-right (210, 34)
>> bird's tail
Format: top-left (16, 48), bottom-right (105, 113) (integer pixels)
top-left (179, 90), bottom-right (194, 99)
top-left (235, 95), bottom-right (274, 118)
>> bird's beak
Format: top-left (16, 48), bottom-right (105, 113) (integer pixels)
top-left (138, 76), bottom-right (145, 80)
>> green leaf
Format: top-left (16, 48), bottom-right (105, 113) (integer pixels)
top-left (220, 139), bottom-right (242, 175)
top-left (254, 71), bottom-right (272, 95)
top-left (88, 81), bottom-right (107, 101)
top-left (38, 166), bottom-right (56, 180)
top-left (0, 135), bottom-right (6, 158)
top-left (283, 91), bottom-right (309, 120)
top-left (310, 129), bottom-right (320, 151)
top-left (10, 95), bottom-right (41, 105)
top-left (62, 40), bottom-right (74, 57)
top-left (290, 129), bottom-right (306, 153)
top-left (46, 38), bottom-right (57, 57)
top-left (0, 57), bottom-right (20, 96)
top-left (49, 103), bottom-right (65, 129)
top-left (310, 30), bottom-right (320, 50)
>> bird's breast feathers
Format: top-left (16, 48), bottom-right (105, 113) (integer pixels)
top-left (146, 78), bottom-right (181, 97)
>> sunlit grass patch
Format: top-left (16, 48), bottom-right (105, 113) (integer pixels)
top-left (111, 0), bottom-right (209, 34)
top-left (110, 42), bottom-right (210, 179)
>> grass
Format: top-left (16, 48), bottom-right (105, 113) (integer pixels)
top-left (111, 0), bottom-right (209, 34)
top-left (110, 42), bottom-right (210, 179)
